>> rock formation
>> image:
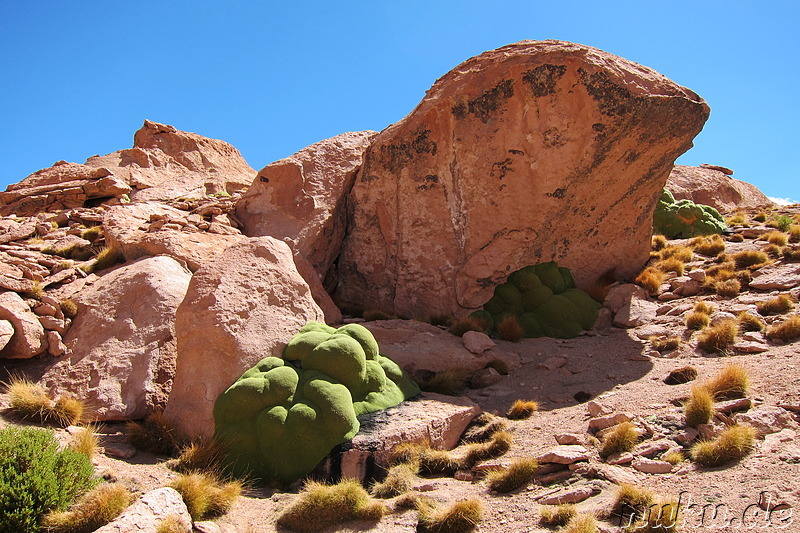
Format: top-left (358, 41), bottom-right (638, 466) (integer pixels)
top-left (337, 40), bottom-right (710, 318)
top-left (667, 165), bottom-right (774, 212)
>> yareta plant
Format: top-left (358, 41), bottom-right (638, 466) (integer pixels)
top-left (213, 322), bottom-right (420, 484)
top-left (653, 189), bottom-right (727, 238)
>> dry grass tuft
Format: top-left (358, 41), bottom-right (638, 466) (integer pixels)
top-left (693, 300), bottom-right (714, 314)
top-left (93, 246), bottom-right (124, 272)
top-left (613, 483), bottom-right (655, 528)
top-left (463, 430), bottom-right (513, 465)
top-left (696, 319), bottom-right (738, 354)
top-left (703, 364), bottom-right (750, 400)
top-left (59, 298), bottom-right (79, 318)
top-left (418, 368), bottom-right (472, 396)
top-left (276, 479), bottom-right (386, 532)
top-left (448, 317), bottom-right (488, 337)
top-left (732, 250), bottom-right (770, 270)
top-left (690, 234), bottom-right (726, 256)
top-left (460, 413), bottom-right (509, 443)
top-left (753, 211), bottom-right (768, 222)
top-left (635, 267), bottom-right (664, 295)
top-left (714, 279), bottom-right (741, 297)
top-left (659, 245), bottom-right (694, 262)
top-left (370, 462), bottom-right (419, 499)
top-left (42, 483), bottom-right (133, 533)
top-left (705, 262), bottom-right (736, 282)
top-left (70, 424), bottom-right (101, 460)
top-left (783, 246), bottom-right (800, 261)
top-left (651, 235), bottom-right (667, 251)
top-left (649, 336), bottom-right (681, 352)
top-left (765, 315), bottom-right (800, 342)
top-left (756, 294), bottom-right (794, 316)
top-left (169, 472), bottom-right (242, 521)
top-left (485, 457), bottom-right (538, 493)
top-left (684, 386), bottom-right (714, 427)
top-left (726, 212), bottom-right (747, 225)
top-left (762, 243), bottom-right (783, 259)
top-left (5, 376), bottom-right (85, 426)
top-left (362, 309), bottom-right (395, 321)
top-left (737, 311), bottom-right (765, 332)
top-left (539, 503), bottom-right (577, 527)
top-left (417, 498), bottom-right (483, 533)
top-left (52, 395), bottom-right (85, 426)
top-left (564, 513), bottom-right (600, 533)
top-left (662, 450), bottom-right (685, 465)
top-left (728, 233), bottom-right (745, 242)
top-left (691, 424), bottom-right (757, 467)
top-left (155, 515), bottom-right (190, 533)
top-left (633, 497), bottom-right (681, 533)
top-left (80, 226), bottom-right (104, 242)
top-left (664, 366), bottom-right (697, 385)
top-left (685, 311), bottom-right (710, 331)
top-left (172, 438), bottom-right (227, 474)
top-left (762, 230), bottom-right (789, 247)
top-left (496, 315), bottom-right (523, 342)
top-left (600, 421), bottom-right (639, 458)
top-left (126, 410), bottom-right (181, 455)
top-left (653, 257), bottom-right (685, 276)
top-left (789, 225), bottom-right (800, 243)
top-left (506, 399), bottom-right (539, 420)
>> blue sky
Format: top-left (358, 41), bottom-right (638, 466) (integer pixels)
top-left (1, 1), bottom-right (798, 203)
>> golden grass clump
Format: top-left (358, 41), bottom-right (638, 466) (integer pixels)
top-left (635, 267), bottom-right (665, 295)
top-left (633, 497), bottom-right (681, 533)
top-left (732, 250), bottom-right (770, 270)
top-left (726, 212), bottom-right (747, 225)
top-left (418, 368), bottom-right (471, 396)
top-left (690, 234), bottom-right (726, 256)
top-left (789, 225), bottom-right (800, 243)
top-left (613, 483), bottom-right (656, 528)
top-left (684, 386), bottom-right (714, 427)
top-left (714, 278), bottom-right (741, 297)
top-left (649, 336), bottom-right (680, 352)
top-left (690, 424), bottom-right (757, 467)
top-left (460, 412), bottom-right (509, 443)
top-left (155, 515), bottom-right (190, 533)
top-left (126, 410), bottom-right (181, 455)
top-left (705, 262), bottom-right (736, 282)
top-left (783, 246), bottom-right (800, 261)
top-left (42, 483), bottom-right (133, 533)
top-left (60, 298), bottom-right (79, 318)
top-left (496, 315), bottom-right (523, 342)
top-left (737, 311), bottom-right (765, 332)
top-left (70, 424), bottom-right (101, 460)
top-left (93, 246), bottom-right (124, 272)
top-left (485, 457), bottom-right (538, 493)
top-left (417, 498), bottom-right (483, 533)
top-left (599, 421), bottom-right (639, 458)
top-left (172, 438), bottom-right (227, 474)
top-left (370, 462), bottom-right (419, 499)
top-left (696, 318), bottom-right (738, 354)
top-left (5, 376), bottom-right (85, 426)
top-left (169, 472), bottom-right (242, 521)
top-left (684, 311), bottom-right (710, 331)
top-left (659, 244), bottom-right (694, 262)
top-left (506, 399), bottom-right (539, 420)
top-left (52, 395), bottom-right (85, 426)
top-left (463, 430), bottom-right (513, 465)
top-left (762, 230), bottom-right (789, 247)
top-left (703, 364), bottom-right (750, 400)
top-left (276, 479), bottom-right (386, 532)
top-left (662, 450), bottom-right (685, 465)
top-left (756, 294), bottom-right (794, 316)
top-left (664, 365), bottom-right (697, 385)
top-left (564, 513), bottom-right (600, 533)
top-left (693, 300), bottom-right (714, 314)
top-left (728, 233), bottom-right (745, 242)
top-left (448, 317), bottom-right (488, 337)
top-left (651, 235), bottom-right (667, 251)
top-left (80, 226), bottom-right (104, 242)
top-left (653, 257), bottom-right (685, 276)
top-left (539, 503), bottom-right (577, 527)
top-left (765, 315), bottom-right (800, 342)
top-left (762, 243), bottom-right (783, 259)
top-left (753, 211), bottom-right (768, 222)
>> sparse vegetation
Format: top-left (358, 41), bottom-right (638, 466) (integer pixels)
top-left (448, 317), bottom-right (487, 337)
top-left (276, 479), bottom-right (386, 532)
top-left (753, 211), bottom-right (767, 222)
top-left (726, 212), bottom-right (746, 225)
top-left (393, 431), bottom-right (512, 475)
top-left (696, 318), bottom-right (738, 353)
top-left (370, 462), bottom-right (419, 498)
top-left (84, 246), bottom-right (124, 273)
top-left (635, 267), bottom-right (665, 295)
top-left (690, 234), bottom-right (726, 256)
top-left (460, 412), bottom-right (508, 443)
top-left (172, 438), bottom-right (227, 474)
top-left (664, 366), bottom-right (697, 385)
top-left (732, 250), bottom-right (770, 269)
top-left (765, 315), bottom-right (800, 342)
top-left (653, 256), bottom-right (685, 276)
top-left (684, 386), bottom-right (714, 427)
top-left (634, 497), bottom-right (681, 533)
top-left (155, 514), bottom-right (189, 533)
top-left (658, 244), bottom-right (694, 262)
top-left (694, 300), bottom-right (714, 314)
top-left (42, 483), bottom-right (133, 533)
top-left (5, 376), bottom-right (85, 426)
top-left (685, 311), bottom-right (710, 331)
top-left (564, 513), bottom-right (599, 533)
top-left (80, 226), bottom-right (104, 242)
top-left (612, 483), bottom-right (655, 529)
top-left (737, 311), bottom-right (765, 332)
top-left (769, 214), bottom-right (794, 232)
top-left (728, 233), bottom-right (745, 242)
top-left (363, 309), bottom-right (395, 321)
top-left (703, 364), bottom-right (750, 400)
top-left (662, 450), bottom-right (685, 465)
top-left (599, 421), bottom-right (639, 458)
top-left (417, 498), bottom-right (483, 533)
top-left (762, 230), bottom-right (789, 247)
top-left (651, 235), bottom-right (667, 251)
top-left (691, 424), bottom-right (756, 467)
top-left (69, 425), bottom-right (101, 460)
top-left (60, 298), bottom-right (78, 318)
top-left (789, 224), bottom-right (800, 243)
top-left (418, 368), bottom-right (472, 396)
top-left (126, 410), bottom-right (181, 455)
top-left (714, 278), bottom-right (741, 297)
top-left (485, 457), bottom-right (538, 493)
top-left (539, 503), bottom-right (577, 527)
top-left (168, 472), bottom-right (242, 521)
top-left (649, 336), bottom-right (681, 352)
top-left (506, 399), bottom-right (539, 420)
top-left (784, 246), bottom-right (800, 260)
top-left (762, 243), bottom-right (783, 259)
top-left (756, 294), bottom-right (794, 316)
top-left (496, 315), bottom-right (523, 342)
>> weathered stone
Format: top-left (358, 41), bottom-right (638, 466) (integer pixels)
top-left (588, 412), bottom-right (633, 432)
top-left (614, 296), bottom-right (660, 328)
top-left (95, 487), bottom-right (191, 533)
top-left (587, 400), bottom-right (613, 417)
top-left (536, 445), bottom-right (590, 464)
top-left (38, 316), bottom-right (65, 333)
top-left (537, 356), bottom-right (567, 371)
top-left (0, 319), bottom-right (13, 351)
top-left (555, 433), bottom-right (586, 446)
top-left (606, 452), bottom-right (634, 465)
top-left (237, 131), bottom-right (377, 282)
top-left (165, 237), bottom-right (324, 440)
top-left (667, 165), bottom-right (773, 212)
top-left (734, 406), bottom-right (797, 436)
top-left (537, 484), bottom-right (598, 505)
top-left (632, 458), bottom-right (673, 474)
top-left (46, 330), bottom-right (67, 357)
top-left (103, 441), bottom-right (137, 459)
top-left (469, 367), bottom-right (503, 388)
top-left (41, 256), bottom-right (191, 420)
top-left (687, 269), bottom-right (706, 282)
top-left (633, 439), bottom-right (678, 457)
top-left (749, 264), bottom-right (800, 290)
top-left (714, 398), bottom-right (752, 414)
top-left (337, 40), bottom-right (709, 318)
top-left (0, 291), bottom-right (47, 358)
top-left (462, 330), bottom-right (495, 354)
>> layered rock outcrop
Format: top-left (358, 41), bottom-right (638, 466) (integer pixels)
top-left (667, 165), bottom-right (773, 212)
top-left (337, 40), bottom-right (710, 318)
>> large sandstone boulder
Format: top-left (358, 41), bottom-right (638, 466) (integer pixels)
top-left (0, 291), bottom-right (47, 359)
top-left (165, 236), bottom-right (325, 440)
top-left (1, 120), bottom-right (255, 216)
top-left (41, 256), bottom-right (192, 420)
top-left (236, 131), bottom-right (377, 284)
top-left (337, 40), bottom-right (709, 318)
top-left (95, 488), bottom-right (191, 533)
top-left (667, 165), bottom-right (773, 212)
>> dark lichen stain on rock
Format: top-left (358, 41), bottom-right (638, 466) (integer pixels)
top-left (451, 79), bottom-right (515, 123)
top-left (542, 127), bottom-right (567, 148)
top-left (508, 149), bottom-right (524, 155)
top-left (491, 158), bottom-right (514, 180)
top-left (361, 174), bottom-right (380, 183)
top-left (579, 69), bottom-right (636, 117)
top-left (547, 188), bottom-right (566, 199)
top-left (522, 64), bottom-right (568, 97)
top-left (416, 174), bottom-right (439, 191)
top-left (592, 123), bottom-right (605, 132)
top-left (379, 128), bottom-right (438, 172)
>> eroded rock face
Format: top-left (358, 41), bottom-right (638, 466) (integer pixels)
top-left (0, 291), bottom-right (47, 359)
top-left (667, 165), bottom-right (773, 213)
top-left (165, 236), bottom-right (325, 440)
top-left (236, 131), bottom-right (377, 284)
top-left (337, 40), bottom-right (709, 318)
top-left (41, 256), bottom-right (191, 420)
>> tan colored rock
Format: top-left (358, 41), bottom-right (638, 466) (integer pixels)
top-left (363, 319), bottom-right (520, 380)
top-left (0, 219), bottom-right (38, 243)
top-left (632, 458), bottom-right (673, 474)
top-left (337, 40), bottom-right (709, 318)
top-left (0, 319), bottom-right (13, 351)
top-left (41, 256), bottom-right (191, 420)
top-left (165, 236), bottom-right (325, 440)
top-left (0, 291), bottom-right (47, 358)
top-left (292, 253), bottom-right (342, 324)
top-left (613, 294), bottom-right (660, 328)
top-left (536, 445), bottom-right (590, 464)
top-left (748, 264), bottom-right (800, 291)
top-left (95, 487), bottom-right (191, 533)
top-left (536, 484), bottom-right (598, 505)
top-left (588, 412), bottom-right (634, 432)
top-left (462, 331), bottom-right (495, 354)
top-left (236, 131), bottom-right (377, 282)
top-left (667, 165), bottom-right (773, 212)
top-left (734, 406), bottom-right (798, 436)
top-left (46, 330), bottom-right (66, 357)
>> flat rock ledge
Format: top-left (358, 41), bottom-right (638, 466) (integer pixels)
top-left (314, 392), bottom-right (480, 482)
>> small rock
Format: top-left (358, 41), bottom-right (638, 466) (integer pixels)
top-left (555, 433), bottom-right (586, 446)
top-left (697, 424), bottom-right (718, 440)
top-left (38, 316), bottom-right (66, 333)
top-left (710, 312), bottom-right (737, 325)
top-left (103, 442), bottom-right (137, 459)
top-left (537, 356), bottom-right (567, 371)
top-left (462, 331), bottom-right (495, 354)
top-left (193, 522), bottom-right (223, 533)
top-left (735, 406), bottom-right (797, 436)
top-left (536, 445), bottom-right (590, 465)
top-left (687, 269), bottom-right (706, 282)
top-left (714, 398), bottom-right (752, 414)
top-left (46, 330), bottom-right (67, 357)
top-left (454, 470), bottom-right (475, 481)
top-left (763, 428), bottom-right (796, 452)
top-left (606, 452), bottom-right (634, 465)
top-left (587, 400), bottom-right (613, 417)
top-left (588, 412), bottom-right (633, 432)
top-left (633, 439), bottom-right (678, 457)
top-left (537, 485), bottom-right (598, 505)
top-left (632, 458), bottom-right (673, 474)
top-left (469, 367), bottom-right (503, 389)
top-left (758, 491), bottom-right (791, 512)
top-left (734, 341), bottom-right (769, 354)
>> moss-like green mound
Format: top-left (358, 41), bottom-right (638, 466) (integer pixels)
top-left (213, 322), bottom-right (420, 484)
top-left (470, 262), bottom-right (600, 339)
top-left (653, 189), bottom-right (727, 238)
